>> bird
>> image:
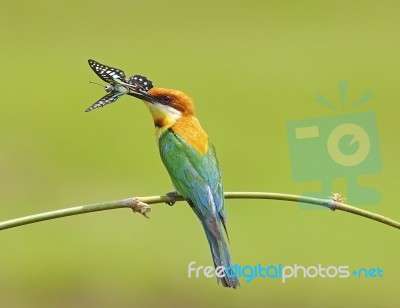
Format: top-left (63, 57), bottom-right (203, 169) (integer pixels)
top-left (128, 86), bottom-right (240, 288)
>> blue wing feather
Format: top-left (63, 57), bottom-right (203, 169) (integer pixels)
top-left (159, 129), bottom-right (239, 288)
top-left (159, 129), bottom-right (226, 240)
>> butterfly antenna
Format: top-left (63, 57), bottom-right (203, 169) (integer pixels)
top-left (89, 81), bottom-right (105, 88)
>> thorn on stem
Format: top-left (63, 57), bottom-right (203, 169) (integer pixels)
top-left (331, 192), bottom-right (345, 203)
top-left (330, 192), bottom-right (345, 211)
top-left (130, 198), bottom-right (151, 218)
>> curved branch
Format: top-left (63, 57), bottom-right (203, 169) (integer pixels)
top-left (0, 192), bottom-right (399, 231)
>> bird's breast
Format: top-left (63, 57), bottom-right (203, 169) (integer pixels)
top-left (171, 116), bottom-right (208, 155)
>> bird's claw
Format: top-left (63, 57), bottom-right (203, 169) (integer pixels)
top-left (166, 191), bottom-right (180, 206)
top-left (130, 198), bottom-right (151, 218)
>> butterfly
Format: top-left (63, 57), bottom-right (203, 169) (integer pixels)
top-left (85, 84), bottom-right (130, 112)
top-left (85, 60), bottom-right (154, 112)
top-left (127, 75), bottom-right (153, 92)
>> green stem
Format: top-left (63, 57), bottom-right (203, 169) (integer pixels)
top-left (0, 192), bottom-right (399, 231)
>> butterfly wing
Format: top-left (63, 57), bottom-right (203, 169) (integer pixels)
top-left (85, 92), bottom-right (123, 112)
top-left (88, 59), bottom-right (126, 83)
top-left (128, 75), bottom-right (154, 91)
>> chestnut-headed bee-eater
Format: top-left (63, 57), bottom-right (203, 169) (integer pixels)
top-left (83, 57), bottom-right (239, 288)
top-left (127, 85), bottom-right (240, 288)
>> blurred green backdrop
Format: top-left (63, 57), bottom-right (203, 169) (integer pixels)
top-left (1, 0), bottom-right (399, 307)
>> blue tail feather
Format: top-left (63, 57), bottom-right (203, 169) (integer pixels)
top-left (203, 224), bottom-right (240, 288)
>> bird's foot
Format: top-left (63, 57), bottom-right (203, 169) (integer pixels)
top-left (130, 198), bottom-right (151, 218)
top-left (166, 191), bottom-right (180, 206)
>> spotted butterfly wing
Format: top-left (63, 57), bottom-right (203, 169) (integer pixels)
top-left (128, 75), bottom-right (154, 91)
top-left (88, 59), bottom-right (127, 84)
top-left (85, 92), bottom-right (124, 112)
top-left (86, 60), bottom-right (154, 112)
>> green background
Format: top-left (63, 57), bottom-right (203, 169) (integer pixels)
top-left (1, 0), bottom-right (399, 307)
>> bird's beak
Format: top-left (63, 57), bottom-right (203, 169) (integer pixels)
top-left (125, 75), bottom-right (155, 103)
top-left (127, 89), bottom-right (153, 102)
top-left (127, 87), bottom-right (158, 104)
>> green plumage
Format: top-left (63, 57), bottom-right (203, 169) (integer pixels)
top-left (158, 129), bottom-right (239, 288)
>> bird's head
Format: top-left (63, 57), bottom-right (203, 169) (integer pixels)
top-left (128, 81), bottom-right (208, 152)
top-left (129, 87), bottom-right (195, 128)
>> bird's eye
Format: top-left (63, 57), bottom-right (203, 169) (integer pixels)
top-left (163, 96), bottom-right (172, 104)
